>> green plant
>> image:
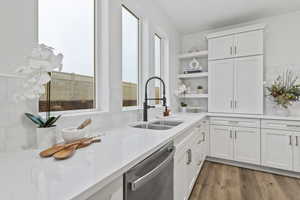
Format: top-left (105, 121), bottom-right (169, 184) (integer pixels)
top-left (181, 102), bottom-right (188, 107)
top-left (197, 85), bottom-right (203, 90)
top-left (25, 113), bottom-right (61, 128)
top-left (267, 70), bottom-right (300, 108)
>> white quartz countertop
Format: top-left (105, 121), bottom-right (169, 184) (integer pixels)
top-left (0, 113), bottom-right (207, 200)
top-left (207, 112), bottom-right (300, 121)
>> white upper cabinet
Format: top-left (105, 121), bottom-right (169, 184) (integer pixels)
top-left (208, 24), bottom-right (265, 115)
top-left (233, 127), bottom-right (261, 165)
top-left (207, 24), bottom-right (265, 61)
top-left (261, 129), bottom-right (293, 171)
top-left (235, 30), bottom-right (263, 57)
top-left (208, 59), bottom-right (234, 113)
top-left (234, 56), bottom-right (263, 114)
top-left (208, 35), bottom-right (234, 60)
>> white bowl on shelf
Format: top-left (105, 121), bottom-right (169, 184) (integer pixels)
top-left (61, 127), bottom-right (87, 143)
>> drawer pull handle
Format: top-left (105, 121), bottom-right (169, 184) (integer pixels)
top-left (186, 149), bottom-right (192, 165)
top-left (289, 135), bottom-right (292, 146)
top-left (202, 132), bottom-right (206, 142)
top-left (296, 136), bottom-right (299, 146)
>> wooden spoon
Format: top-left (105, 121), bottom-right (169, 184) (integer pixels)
top-left (53, 144), bottom-right (79, 160)
top-left (53, 137), bottom-right (101, 160)
top-left (77, 119), bottom-right (92, 130)
top-left (40, 144), bottom-right (66, 158)
top-left (40, 137), bottom-right (92, 158)
top-left (77, 138), bottom-right (101, 149)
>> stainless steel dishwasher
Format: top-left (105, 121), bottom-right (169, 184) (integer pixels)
top-left (124, 142), bottom-right (175, 200)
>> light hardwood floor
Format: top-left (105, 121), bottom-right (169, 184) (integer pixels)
top-left (189, 161), bottom-right (300, 200)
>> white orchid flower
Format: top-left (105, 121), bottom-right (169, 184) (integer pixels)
top-left (14, 44), bottom-right (63, 101)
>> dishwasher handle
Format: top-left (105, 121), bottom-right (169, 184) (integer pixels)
top-left (130, 147), bottom-right (175, 191)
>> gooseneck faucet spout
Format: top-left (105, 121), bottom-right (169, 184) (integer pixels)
top-left (143, 76), bottom-right (167, 122)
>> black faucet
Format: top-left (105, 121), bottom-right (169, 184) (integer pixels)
top-left (143, 76), bottom-right (167, 122)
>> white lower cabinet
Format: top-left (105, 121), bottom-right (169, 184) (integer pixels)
top-left (261, 129), bottom-right (293, 171)
top-left (234, 127), bottom-right (260, 165)
top-left (210, 125), bottom-right (234, 160)
top-left (174, 120), bottom-right (208, 200)
top-left (293, 132), bottom-right (300, 172)
top-left (210, 124), bottom-right (260, 165)
top-left (87, 177), bottom-right (123, 200)
top-left (174, 148), bottom-right (188, 200)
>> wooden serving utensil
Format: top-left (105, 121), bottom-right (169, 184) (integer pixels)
top-left (40, 144), bottom-right (66, 158)
top-left (77, 119), bottom-right (92, 130)
top-left (53, 144), bottom-right (79, 160)
top-left (77, 138), bottom-right (101, 149)
top-left (53, 137), bottom-right (101, 160)
top-left (40, 137), bottom-right (94, 158)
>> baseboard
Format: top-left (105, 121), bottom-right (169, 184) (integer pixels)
top-left (206, 156), bottom-right (300, 179)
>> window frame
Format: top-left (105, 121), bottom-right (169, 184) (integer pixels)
top-left (121, 5), bottom-right (142, 110)
top-left (154, 33), bottom-right (163, 105)
top-left (37, 0), bottom-right (99, 115)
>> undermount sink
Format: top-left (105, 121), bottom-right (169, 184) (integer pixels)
top-left (151, 120), bottom-right (183, 127)
top-left (131, 120), bottom-right (184, 131)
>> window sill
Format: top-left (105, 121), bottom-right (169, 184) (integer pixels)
top-left (122, 106), bottom-right (142, 112)
top-left (39, 109), bottom-right (109, 118)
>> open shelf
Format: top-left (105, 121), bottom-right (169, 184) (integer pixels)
top-left (178, 72), bottom-right (208, 79)
top-left (178, 50), bottom-right (208, 59)
top-left (176, 94), bottom-right (208, 99)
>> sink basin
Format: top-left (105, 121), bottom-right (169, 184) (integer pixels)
top-left (131, 120), bottom-right (183, 131)
top-left (132, 124), bottom-right (173, 130)
top-left (150, 120), bottom-right (183, 127)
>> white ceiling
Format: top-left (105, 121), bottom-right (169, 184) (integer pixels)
top-left (154, 0), bottom-right (300, 34)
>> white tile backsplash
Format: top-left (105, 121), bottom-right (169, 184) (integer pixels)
top-left (0, 75), bottom-right (37, 152)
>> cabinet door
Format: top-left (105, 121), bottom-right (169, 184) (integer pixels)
top-left (234, 127), bottom-right (261, 165)
top-left (88, 177), bottom-right (123, 200)
top-left (261, 129), bottom-right (293, 171)
top-left (235, 30), bottom-right (263, 57)
top-left (210, 125), bottom-right (234, 160)
top-left (208, 35), bottom-right (234, 60)
top-left (208, 59), bottom-right (234, 113)
top-left (234, 56), bottom-right (263, 114)
top-left (293, 133), bottom-right (300, 172)
top-left (174, 150), bottom-right (188, 200)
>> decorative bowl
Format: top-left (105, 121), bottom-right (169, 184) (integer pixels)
top-left (61, 127), bottom-right (87, 143)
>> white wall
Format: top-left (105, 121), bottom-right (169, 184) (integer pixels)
top-left (181, 10), bottom-right (300, 115)
top-left (0, 0), bottom-right (38, 151)
top-left (0, 0), bottom-right (180, 152)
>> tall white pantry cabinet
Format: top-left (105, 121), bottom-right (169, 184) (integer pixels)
top-left (207, 24), bottom-right (265, 115)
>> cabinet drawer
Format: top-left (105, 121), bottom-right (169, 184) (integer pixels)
top-left (210, 117), bottom-right (260, 128)
top-left (261, 120), bottom-right (300, 131)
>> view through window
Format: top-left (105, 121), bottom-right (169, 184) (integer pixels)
top-left (38, 0), bottom-right (95, 112)
top-left (122, 6), bottom-right (140, 107)
top-left (154, 34), bottom-right (162, 104)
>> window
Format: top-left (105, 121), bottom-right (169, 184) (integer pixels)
top-left (154, 34), bottom-right (162, 104)
top-left (38, 0), bottom-right (95, 112)
top-left (122, 6), bottom-right (140, 107)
